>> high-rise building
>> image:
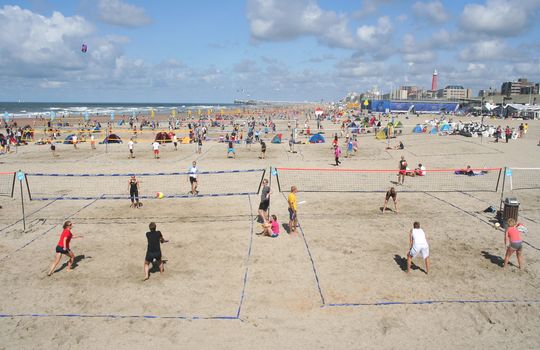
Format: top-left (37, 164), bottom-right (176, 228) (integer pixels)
top-left (431, 69), bottom-right (438, 91)
top-left (501, 78), bottom-right (538, 95)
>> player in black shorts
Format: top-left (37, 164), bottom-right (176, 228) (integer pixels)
top-left (258, 178), bottom-right (271, 223)
top-left (144, 222), bottom-right (168, 281)
top-left (128, 175), bottom-right (140, 208)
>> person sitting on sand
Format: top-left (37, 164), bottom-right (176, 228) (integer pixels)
top-left (258, 215), bottom-right (280, 237)
top-left (414, 163), bottom-right (426, 176)
top-left (382, 187), bottom-right (398, 213)
top-left (394, 141), bottom-right (404, 150)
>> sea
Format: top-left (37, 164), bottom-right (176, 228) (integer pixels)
top-left (0, 102), bottom-right (237, 119)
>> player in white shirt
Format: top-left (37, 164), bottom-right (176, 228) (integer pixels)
top-left (407, 221), bottom-right (430, 274)
top-left (152, 141), bottom-right (160, 159)
top-left (188, 161), bottom-right (199, 195)
top-left (128, 139), bottom-right (135, 158)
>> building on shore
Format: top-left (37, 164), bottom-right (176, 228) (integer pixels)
top-left (501, 78), bottom-right (539, 95)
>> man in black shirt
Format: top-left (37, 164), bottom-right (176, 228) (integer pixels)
top-left (144, 222), bottom-right (168, 281)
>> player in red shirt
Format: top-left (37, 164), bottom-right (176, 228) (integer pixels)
top-left (47, 221), bottom-right (82, 276)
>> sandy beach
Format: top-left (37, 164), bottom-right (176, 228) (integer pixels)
top-left (0, 111), bottom-right (539, 349)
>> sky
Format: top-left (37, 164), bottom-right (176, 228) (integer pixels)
top-left (0, 0), bottom-right (540, 103)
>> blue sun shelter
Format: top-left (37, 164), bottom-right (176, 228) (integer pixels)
top-left (413, 124), bottom-right (423, 133)
top-left (309, 133), bottom-right (325, 143)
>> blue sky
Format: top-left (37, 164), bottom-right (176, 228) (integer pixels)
top-left (0, 0), bottom-right (539, 102)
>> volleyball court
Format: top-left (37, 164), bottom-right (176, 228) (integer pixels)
top-left (273, 166), bottom-right (539, 307)
top-left (0, 168), bottom-right (263, 319)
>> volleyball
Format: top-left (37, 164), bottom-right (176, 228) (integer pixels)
top-left (494, 222), bottom-right (500, 229)
top-left (156, 192), bottom-right (164, 199)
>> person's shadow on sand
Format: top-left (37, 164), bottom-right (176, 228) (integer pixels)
top-left (481, 250), bottom-right (507, 267)
top-left (393, 254), bottom-right (425, 273)
top-left (283, 223), bottom-right (291, 233)
top-left (55, 254), bottom-right (87, 273)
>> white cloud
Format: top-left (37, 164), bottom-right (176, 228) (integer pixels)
top-left (413, 1), bottom-right (449, 23)
top-left (459, 39), bottom-right (508, 61)
top-left (247, 0), bottom-right (355, 48)
top-left (40, 80), bottom-right (65, 88)
top-left (98, 0), bottom-right (151, 27)
top-left (0, 5), bottom-right (93, 76)
top-left (356, 16), bottom-right (393, 47)
top-left (460, 0), bottom-right (540, 36)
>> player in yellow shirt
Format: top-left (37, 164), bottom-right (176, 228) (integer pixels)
top-left (287, 186), bottom-right (298, 235)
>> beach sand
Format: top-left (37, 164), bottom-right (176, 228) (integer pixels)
top-left (0, 113), bottom-right (539, 349)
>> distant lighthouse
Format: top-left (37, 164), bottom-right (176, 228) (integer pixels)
top-left (431, 69), bottom-right (438, 91)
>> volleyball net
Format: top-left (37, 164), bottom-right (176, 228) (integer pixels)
top-left (507, 168), bottom-right (540, 191)
top-left (0, 172), bottom-right (15, 197)
top-left (25, 169), bottom-right (266, 200)
top-left (275, 167), bottom-right (502, 193)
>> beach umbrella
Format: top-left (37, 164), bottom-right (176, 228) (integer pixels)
top-left (3, 111), bottom-right (11, 122)
top-left (50, 111), bottom-right (56, 121)
top-left (83, 111), bottom-right (90, 121)
top-left (110, 112), bottom-right (115, 121)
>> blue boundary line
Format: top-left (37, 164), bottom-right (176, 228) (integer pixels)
top-left (30, 192), bottom-right (258, 201)
top-left (0, 313), bottom-right (237, 320)
top-left (0, 198), bottom-right (59, 233)
top-left (0, 197), bottom-right (101, 262)
top-left (26, 169), bottom-right (265, 177)
top-left (297, 220), bottom-right (326, 306)
top-left (235, 195), bottom-right (255, 319)
top-left (0, 194), bottom-right (253, 321)
top-left (324, 299), bottom-right (540, 307)
top-left (280, 192), bottom-right (325, 305)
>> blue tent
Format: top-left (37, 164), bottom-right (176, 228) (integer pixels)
top-left (440, 123), bottom-right (451, 132)
top-left (92, 126), bottom-right (101, 133)
top-left (429, 126), bottom-right (438, 134)
top-left (271, 134), bottom-right (282, 144)
top-left (309, 134), bottom-right (325, 143)
top-left (63, 134), bottom-right (76, 144)
top-left (413, 125), bottom-right (423, 133)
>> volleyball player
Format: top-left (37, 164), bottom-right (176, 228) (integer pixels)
top-left (188, 161), bottom-right (199, 195)
top-left (128, 175), bottom-right (140, 208)
top-left (47, 221), bottom-right (82, 276)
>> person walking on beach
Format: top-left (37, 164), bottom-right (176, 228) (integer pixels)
top-left (334, 144), bottom-right (341, 166)
top-left (128, 175), bottom-right (140, 208)
top-left (288, 186), bottom-right (298, 235)
top-left (143, 222), bottom-right (168, 281)
top-left (72, 134), bottom-right (78, 149)
top-left (152, 140), bottom-right (160, 159)
top-left (382, 187), bottom-right (398, 213)
top-left (197, 137), bottom-right (203, 154)
top-left (258, 179), bottom-right (271, 223)
top-left (407, 221), bottom-right (430, 274)
top-left (90, 134), bottom-right (96, 150)
top-left (47, 221), bottom-right (82, 276)
top-left (227, 140), bottom-right (236, 158)
top-left (172, 134), bottom-right (178, 151)
top-left (259, 140), bottom-right (266, 159)
top-left (188, 161), bottom-right (199, 195)
top-left (128, 138), bottom-right (135, 158)
top-left (503, 218), bottom-right (524, 269)
top-left (398, 155), bottom-right (407, 185)
top-left (505, 126), bottom-right (511, 143)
